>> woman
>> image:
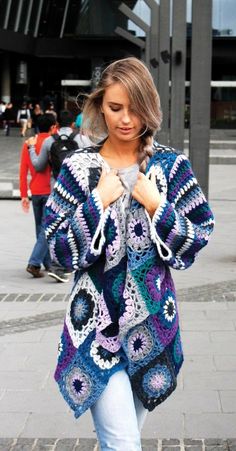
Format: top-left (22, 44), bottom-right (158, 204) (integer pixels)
top-left (17, 102), bottom-right (31, 137)
top-left (44, 57), bottom-right (214, 450)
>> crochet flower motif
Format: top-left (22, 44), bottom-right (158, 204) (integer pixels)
top-left (128, 326), bottom-right (153, 362)
top-left (163, 296), bottom-right (176, 322)
top-left (70, 289), bottom-right (95, 331)
top-left (128, 218), bottom-right (149, 245)
top-left (143, 364), bottom-right (172, 397)
top-left (90, 340), bottom-right (120, 370)
top-left (66, 367), bottom-right (92, 404)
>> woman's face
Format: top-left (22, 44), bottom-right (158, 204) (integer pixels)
top-left (101, 82), bottom-right (143, 142)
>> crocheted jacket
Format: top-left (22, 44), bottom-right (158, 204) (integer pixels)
top-left (44, 142), bottom-right (214, 419)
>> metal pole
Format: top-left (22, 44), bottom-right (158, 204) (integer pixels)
top-left (170, 0), bottom-right (187, 150)
top-left (118, 2), bottom-right (150, 66)
top-left (3, 0), bottom-right (12, 29)
top-left (24, 0), bottom-right (34, 35)
top-left (34, 0), bottom-right (44, 38)
top-left (14, 0), bottom-right (24, 32)
top-left (144, 0), bottom-right (159, 88)
top-left (60, 0), bottom-right (70, 38)
top-left (189, 0), bottom-right (212, 198)
top-left (158, 0), bottom-right (170, 146)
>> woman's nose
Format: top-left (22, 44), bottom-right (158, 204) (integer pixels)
top-left (121, 109), bottom-right (131, 123)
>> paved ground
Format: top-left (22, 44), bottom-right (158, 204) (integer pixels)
top-left (0, 131), bottom-right (236, 449)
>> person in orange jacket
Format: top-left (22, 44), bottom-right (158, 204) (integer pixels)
top-left (19, 113), bottom-right (56, 278)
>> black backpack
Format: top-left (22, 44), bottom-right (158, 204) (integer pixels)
top-left (49, 132), bottom-right (78, 179)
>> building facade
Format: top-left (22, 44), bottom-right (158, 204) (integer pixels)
top-left (0, 0), bottom-right (235, 125)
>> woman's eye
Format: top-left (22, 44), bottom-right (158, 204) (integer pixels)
top-left (110, 106), bottom-right (121, 112)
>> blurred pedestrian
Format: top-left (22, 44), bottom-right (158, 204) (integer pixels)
top-left (32, 103), bottom-right (43, 133)
top-left (3, 102), bottom-right (15, 136)
top-left (20, 113), bottom-right (56, 278)
top-left (17, 102), bottom-right (31, 137)
top-left (45, 102), bottom-right (57, 120)
top-left (27, 109), bottom-right (91, 282)
top-left (0, 100), bottom-right (6, 128)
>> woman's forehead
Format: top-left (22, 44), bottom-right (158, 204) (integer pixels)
top-left (103, 82), bottom-right (130, 103)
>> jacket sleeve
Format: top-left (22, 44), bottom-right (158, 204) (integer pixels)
top-left (19, 143), bottom-right (29, 198)
top-left (146, 153), bottom-right (215, 270)
top-left (44, 156), bottom-right (110, 270)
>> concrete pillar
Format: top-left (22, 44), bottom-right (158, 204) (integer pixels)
top-left (189, 0), bottom-right (212, 198)
top-left (1, 55), bottom-right (11, 103)
top-left (170, 0), bottom-right (187, 150)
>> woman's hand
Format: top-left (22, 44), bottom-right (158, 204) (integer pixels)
top-left (132, 170), bottom-right (161, 218)
top-left (96, 168), bottom-right (124, 209)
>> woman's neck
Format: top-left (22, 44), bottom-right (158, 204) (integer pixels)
top-left (100, 137), bottom-right (140, 167)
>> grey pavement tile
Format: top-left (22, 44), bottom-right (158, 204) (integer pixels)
top-left (52, 294), bottom-right (67, 302)
top-left (33, 438), bottom-right (56, 450)
top-left (209, 341), bottom-right (236, 356)
top-left (180, 311), bottom-right (206, 320)
top-left (219, 391), bottom-right (236, 413)
top-left (162, 439), bottom-right (180, 445)
top-left (183, 371), bottom-right (236, 390)
top-left (11, 438), bottom-right (35, 450)
top-left (27, 294), bottom-right (43, 303)
top-left (180, 303), bottom-right (228, 311)
top-left (55, 438), bottom-right (77, 450)
top-left (184, 413), bottom-right (236, 437)
top-left (206, 311), bottom-right (236, 321)
top-left (157, 389), bottom-right (221, 414)
top-left (205, 439), bottom-right (226, 445)
top-left (209, 331), bottom-right (236, 342)
top-left (0, 388), bottom-right (68, 414)
top-left (3, 293), bottom-right (18, 302)
top-left (0, 413), bottom-right (29, 437)
top-left (227, 303), bottom-right (236, 310)
top-left (15, 294), bottom-right (30, 302)
top-left (0, 294), bottom-right (7, 302)
top-left (0, 438), bottom-right (14, 449)
top-left (75, 439), bottom-right (97, 450)
top-left (162, 447), bottom-right (180, 451)
top-left (184, 439), bottom-right (203, 445)
top-left (205, 447), bottom-right (227, 451)
top-left (40, 293), bottom-right (55, 302)
top-left (182, 320), bottom-right (235, 332)
top-left (141, 439), bottom-right (158, 451)
top-left (20, 412), bottom-right (95, 438)
top-left (0, 329), bottom-right (45, 344)
top-left (183, 356), bottom-right (216, 372)
top-left (0, 370), bottom-right (48, 391)
top-left (214, 356), bottom-right (236, 371)
top-left (142, 413), bottom-right (184, 438)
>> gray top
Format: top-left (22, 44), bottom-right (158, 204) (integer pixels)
top-left (115, 163), bottom-right (139, 215)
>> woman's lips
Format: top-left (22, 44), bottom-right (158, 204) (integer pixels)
top-left (119, 127), bottom-right (133, 133)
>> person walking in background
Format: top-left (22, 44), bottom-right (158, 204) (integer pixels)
top-left (27, 109), bottom-right (91, 282)
top-left (17, 102), bottom-right (31, 137)
top-left (3, 102), bottom-right (15, 136)
top-left (32, 103), bottom-right (43, 133)
top-left (20, 113), bottom-right (56, 278)
top-left (43, 57), bottom-right (215, 450)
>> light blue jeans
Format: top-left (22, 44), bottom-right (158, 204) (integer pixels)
top-left (90, 369), bottom-right (148, 451)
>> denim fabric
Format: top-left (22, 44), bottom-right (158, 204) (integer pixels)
top-left (90, 370), bottom-right (147, 451)
top-left (28, 194), bottom-right (51, 268)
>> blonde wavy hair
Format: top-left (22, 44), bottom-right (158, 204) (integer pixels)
top-left (82, 57), bottom-right (162, 171)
